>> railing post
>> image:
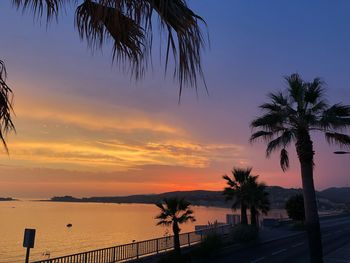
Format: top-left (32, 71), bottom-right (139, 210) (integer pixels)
top-left (136, 242), bottom-right (139, 259)
top-left (156, 239), bottom-right (159, 254)
top-left (113, 247), bottom-right (116, 262)
top-left (188, 233), bottom-right (190, 246)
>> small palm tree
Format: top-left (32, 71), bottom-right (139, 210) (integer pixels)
top-left (0, 60), bottom-right (15, 151)
top-left (155, 197), bottom-right (195, 255)
top-left (223, 167), bottom-right (252, 225)
top-left (250, 73), bottom-right (350, 262)
top-left (245, 176), bottom-right (270, 226)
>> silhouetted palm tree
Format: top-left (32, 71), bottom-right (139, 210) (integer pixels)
top-left (245, 176), bottom-right (270, 226)
top-left (155, 197), bottom-right (195, 255)
top-left (223, 167), bottom-right (252, 225)
top-left (11, 0), bottom-right (207, 93)
top-left (0, 60), bottom-right (15, 151)
top-left (250, 73), bottom-right (350, 262)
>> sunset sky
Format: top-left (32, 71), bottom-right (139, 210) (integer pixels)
top-left (0, 0), bottom-right (349, 198)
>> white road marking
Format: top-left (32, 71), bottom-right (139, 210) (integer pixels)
top-left (271, 248), bottom-right (287, 256)
top-left (251, 257), bottom-right (265, 263)
top-left (291, 242), bottom-right (304, 247)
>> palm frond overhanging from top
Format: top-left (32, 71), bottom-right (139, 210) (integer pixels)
top-left (0, 61), bottom-right (15, 152)
top-left (12, 0), bottom-right (208, 95)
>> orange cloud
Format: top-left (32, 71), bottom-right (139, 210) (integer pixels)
top-left (2, 139), bottom-right (244, 172)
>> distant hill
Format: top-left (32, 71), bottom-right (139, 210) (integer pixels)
top-left (319, 187), bottom-right (350, 204)
top-left (50, 191), bottom-right (227, 208)
top-left (0, 197), bottom-right (16, 201)
top-left (49, 186), bottom-right (350, 210)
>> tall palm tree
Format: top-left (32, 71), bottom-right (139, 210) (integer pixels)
top-left (0, 60), bottom-right (15, 151)
top-left (11, 0), bottom-right (207, 94)
top-left (250, 73), bottom-right (350, 262)
top-left (155, 197), bottom-right (195, 255)
top-left (245, 175), bottom-right (270, 227)
top-left (223, 167), bottom-right (253, 225)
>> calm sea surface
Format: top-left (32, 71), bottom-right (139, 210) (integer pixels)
top-left (0, 201), bottom-right (286, 262)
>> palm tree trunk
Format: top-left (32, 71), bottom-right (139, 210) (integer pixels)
top-left (250, 207), bottom-right (257, 226)
top-left (241, 202), bottom-right (248, 225)
top-left (296, 133), bottom-right (323, 263)
top-left (172, 222), bottom-right (181, 255)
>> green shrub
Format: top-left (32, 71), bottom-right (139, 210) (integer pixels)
top-left (285, 194), bottom-right (305, 222)
top-left (194, 233), bottom-right (223, 258)
top-left (230, 225), bottom-right (258, 243)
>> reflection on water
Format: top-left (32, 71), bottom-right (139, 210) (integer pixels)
top-left (0, 201), bottom-right (286, 262)
top-left (0, 201), bottom-right (233, 262)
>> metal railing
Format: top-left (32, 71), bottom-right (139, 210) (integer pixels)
top-left (32, 224), bottom-right (233, 263)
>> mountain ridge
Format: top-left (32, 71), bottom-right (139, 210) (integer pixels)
top-left (49, 186), bottom-right (350, 210)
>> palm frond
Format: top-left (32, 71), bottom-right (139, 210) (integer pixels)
top-left (259, 102), bottom-right (283, 112)
top-left (319, 103), bottom-right (350, 130)
top-left (14, 0), bottom-right (207, 93)
top-left (304, 77), bottom-right (324, 104)
top-left (177, 198), bottom-right (191, 211)
top-left (266, 130), bottom-right (293, 157)
top-left (75, 0), bottom-right (145, 78)
top-left (280, 148), bottom-right (289, 172)
top-left (285, 73), bottom-right (305, 106)
top-left (325, 132), bottom-right (350, 148)
top-left (233, 167), bottom-right (252, 183)
top-left (222, 174), bottom-right (237, 188)
top-left (250, 113), bottom-right (285, 130)
top-left (147, 0), bottom-right (207, 94)
top-left (12, 0), bottom-right (65, 21)
top-left (156, 219), bottom-right (172, 226)
top-left (309, 100), bottom-right (328, 113)
top-left (0, 61), bottom-right (15, 152)
top-left (155, 202), bottom-right (166, 212)
top-left (178, 209), bottom-right (195, 223)
top-left (267, 91), bottom-right (288, 107)
top-left (250, 130), bottom-right (274, 143)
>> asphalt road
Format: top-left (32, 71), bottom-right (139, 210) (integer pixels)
top-left (214, 216), bottom-right (350, 263)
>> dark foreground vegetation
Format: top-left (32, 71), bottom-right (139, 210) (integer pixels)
top-left (157, 225), bottom-right (259, 263)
